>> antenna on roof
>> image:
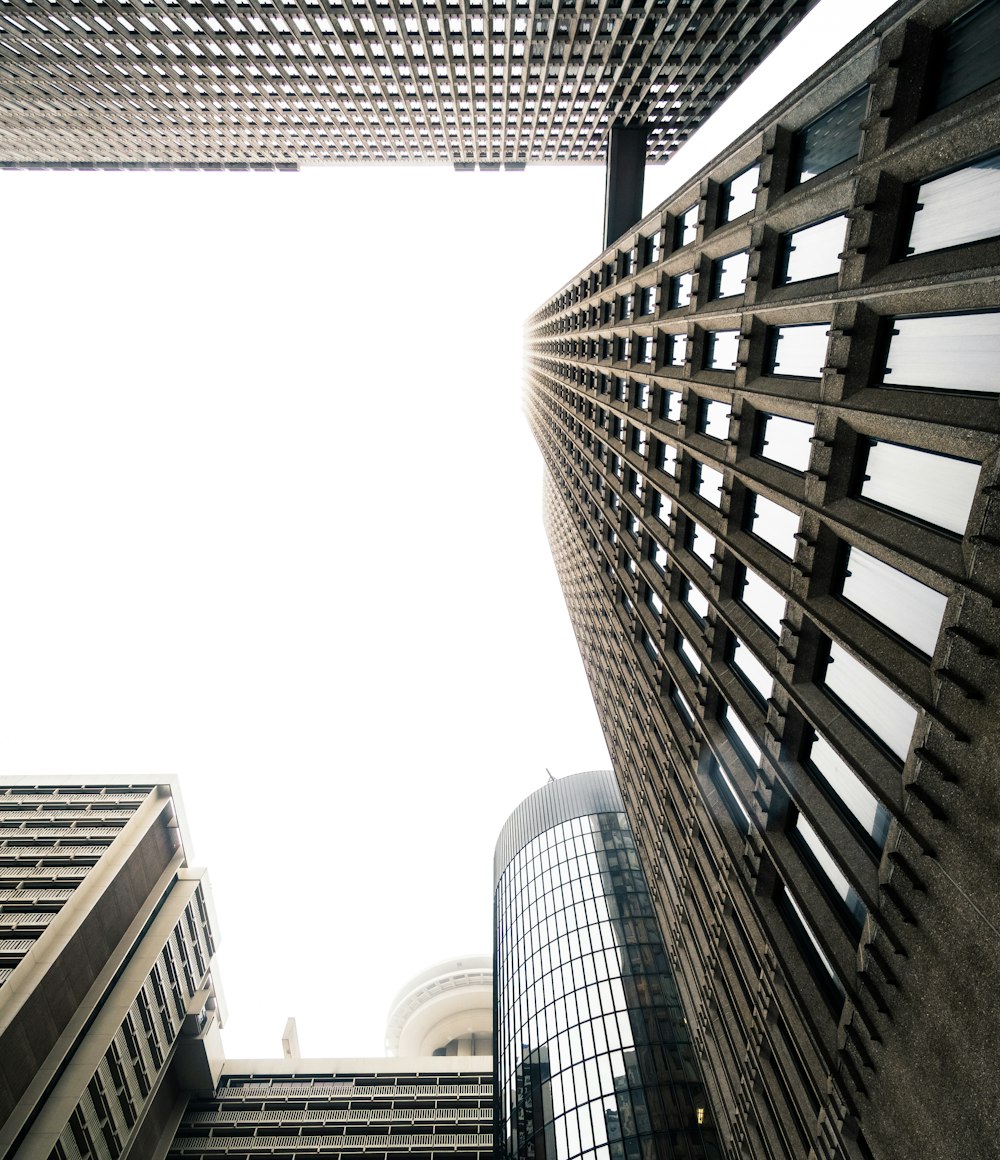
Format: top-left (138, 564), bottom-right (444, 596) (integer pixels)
top-left (546, 768), bottom-right (555, 782)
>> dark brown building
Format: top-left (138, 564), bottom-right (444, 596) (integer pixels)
top-left (524, 2), bottom-right (1000, 1158)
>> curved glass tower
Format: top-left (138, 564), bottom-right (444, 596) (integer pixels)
top-left (494, 770), bottom-right (719, 1160)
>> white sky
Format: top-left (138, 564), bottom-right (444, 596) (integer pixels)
top-left (0, 0), bottom-right (891, 1061)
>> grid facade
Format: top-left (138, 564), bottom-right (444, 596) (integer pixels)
top-left (169, 1070), bottom-right (494, 1158)
top-left (494, 770), bottom-right (719, 1160)
top-left (0, 785), bottom-right (153, 985)
top-left (0, 0), bottom-right (815, 168)
top-left (524, 2), bottom-right (1000, 1159)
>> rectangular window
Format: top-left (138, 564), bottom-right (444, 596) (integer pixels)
top-left (705, 329), bottom-right (740, 371)
top-left (906, 152), bottom-right (1000, 256)
top-left (672, 683), bottom-right (695, 727)
top-left (883, 312), bottom-right (1000, 393)
top-left (824, 641), bottom-right (919, 763)
top-left (677, 634), bottom-right (702, 675)
top-left (710, 250), bottom-right (749, 300)
top-left (792, 87), bottom-right (867, 184)
top-left (642, 630), bottom-right (660, 662)
top-left (792, 811), bottom-right (867, 932)
top-left (688, 522), bottom-right (716, 568)
top-left (859, 439), bottom-right (980, 536)
top-left (669, 272), bottom-right (693, 309)
top-left (653, 490), bottom-right (672, 524)
top-left (738, 565), bottom-right (785, 635)
top-left (693, 461), bottom-right (724, 507)
top-left (656, 439), bottom-right (678, 476)
top-left (840, 545), bottom-right (948, 656)
top-left (659, 388), bottom-right (682, 422)
top-left (745, 491), bottom-right (800, 557)
top-left (618, 292), bottom-right (634, 320)
top-left (778, 884), bottom-right (845, 1008)
top-left (708, 756), bottom-right (752, 831)
top-left (681, 577), bottom-right (710, 622)
top-left (935, 0), bottom-right (1000, 110)
top-left (767, 323), bottom-right (829, 378)
top-left (731, 635), bottom-right (773, 702)
top-left (632, 381), bottom-right (650, 410)
top-left (639, 285), bottom-right (658, 315)
top-left (755, 413), bottom-right (814, 473)
top-left (665, 333), bottom-right (688, 368)
top-left (806, 731), bottom-right (891, 850)
top-left (649, 539), bottom-right (668, 571)
top-left (640, 335), bottom-right (656, 363)
top-left (645, 586), bottom-right (663, 617)
top-left (697, 398), bottom-right (730, 440)
top-left (643, 232), bottom-right (662, 265)
top-left (721, 701), bottom-right (762, 769)
top-left (616, 336), bottom-right (632, 362)
top-left (721, 164), bottom-right (760, 222)
top-left (674, 204), bottom-right (698, 248)
top-left (779, 215), bottom-right (847, 283)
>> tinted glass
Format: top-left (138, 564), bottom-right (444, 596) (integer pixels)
top-left (793, 87), bottom-right (868, 183)
top-left (935, 0), bottom-right (1000, 109)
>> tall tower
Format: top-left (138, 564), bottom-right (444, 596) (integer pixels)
top-left (0, 780), bottom-right (223, 1160)
top-left (524, 1), bottom-right (1000, 1158)
top-left (494, 769), bottom-right (719, 1160)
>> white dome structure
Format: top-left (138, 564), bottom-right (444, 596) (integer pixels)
top-left (385, 956), bottom-right (492, 1058)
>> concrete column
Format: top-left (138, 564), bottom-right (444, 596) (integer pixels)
top-left (603, 125), bottom-right (648, 249)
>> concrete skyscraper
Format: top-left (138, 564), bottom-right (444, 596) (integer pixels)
top-left (524, 1), bottom-right (1000, 1158)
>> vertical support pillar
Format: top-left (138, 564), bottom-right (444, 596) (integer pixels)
top-left (603, 124), bottom-right (648, 249)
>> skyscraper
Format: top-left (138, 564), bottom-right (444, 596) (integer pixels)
top-left (524, 1), bottom-right (1000, 1158)
top-left (494, 769), bottom-right (719, 1160)
top-left (0, 0), bottom-right (814, 171)
top-left (0, 780), bottom-right (223, 1160)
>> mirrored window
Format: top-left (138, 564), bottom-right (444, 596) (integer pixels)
top-left (767, 323), bottom-right (829, 378)
top-left (792, 87), bottom-right (867, 184)
top-left (779, 216), bottom-right (847, 283)
top-left (824, 641), bottom-right (918, 763)
top-left (859, 440), bottom-right (981, 535)
top-left (883, 312), bottom-right (1000, 393)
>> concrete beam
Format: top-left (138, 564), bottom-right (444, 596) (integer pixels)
top-left (603, 125), bottom-right (648, 249)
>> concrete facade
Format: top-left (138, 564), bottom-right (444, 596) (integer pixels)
top-left (524, 2), bottom-right (1000, 1157)
top-left (0, 0), bottom-right (815, 169)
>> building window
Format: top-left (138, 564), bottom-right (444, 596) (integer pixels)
top-left (688, 522), bottom-right (716, 569)
top-left (755, 413), bottom-right (813, 472)
top-left (730, 635), bottom-right (773, 703)
top-left (934, 0), bottom-right (1000, 110)
top-left (697, 397), bottom-right (730, 440)
top-left (669, 271), bottom-right (693, 309)
top-left (767, 323), bottom-right (829, 378)
top-left (645, 585), bottom-right (664, 617)
top-left (641, 629), bottom-right (660, 662)
top-left (883, 312), bottom-right (1000, 394)
top-left (681, 576), bottom-right (710, 622)
top-left (632, 381), bottom-right (650, 410)
top-left (652, 489), bottom-right (672, 524)
top-left (805, 730), bottom-right (892, 851)
top-left (618, 292), bottom-right (634, 320)
top-left (721, 701), bottom-right (763, 769)
top-left (616, 336), bottom-right (632, 362)
top-left (656, 439), bottom-right (678, 476)
top-left (710, 250), bottom-right (750, 300)
top-left (738, 565), bottom-right (785, 635)
top-left (778, 215), bottom-right (847, 283)
top-left (839, 544), bottom-right (948, 657)
top-left (745, 491), bottom-right (800, 557)
top-left (824, 640), bottom-right (919, 763)
top-left (674, 203), bottom-right (698, 248)
top-left (720, 164), bottom-right (760, 223)
top-left (705, 329), bottom-right (740, 371)
top-left (708, 755), bottom-right (752, 831)
top-left (666, 332), bottom-right (688, 368)
top-left (693, 461), bottom-right (724, 508)
top-left (857, 439), bottom-right (981, 536)
top-left (906, 152), bottom-right (1000, 256)
top-left (659, 388), bottom-right (682, 421)
top-left (649, 539), bottom-right (668, 572)
top-left (777, 884), bottom-right (845, 1010)
top-left (639, 285), bottom-right (658, 316)
top-left (614, 376), bottom-right (629, 402)
top-left (677, 633), bottom-right (702, 675)
top-left (791, 87), bottom-right (867, 184)
top-left (791, 811), bottom-right (867, 933)
top-left (643, 231), bottom-right (662, 265)
top-left (639, 335), bottom-right (657, 363)
top-left (671, 682), bottom-right (695, 727)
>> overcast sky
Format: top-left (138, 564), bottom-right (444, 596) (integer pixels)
top-left (0, 0), bottom-right (892, 1061)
